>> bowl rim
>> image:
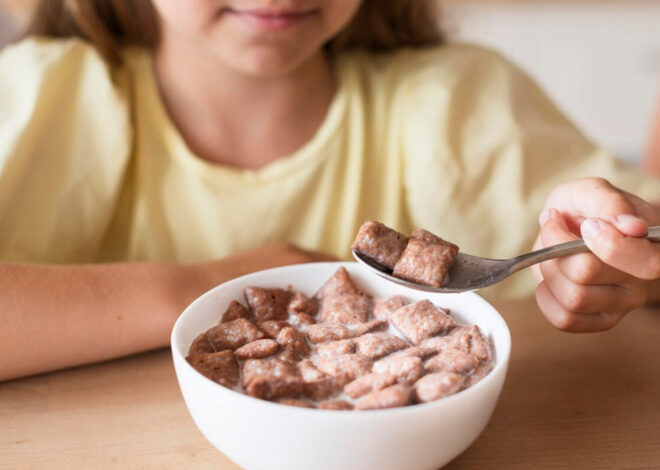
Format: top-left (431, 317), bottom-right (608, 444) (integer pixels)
top-left (171, 261), bottom-right (512, 416)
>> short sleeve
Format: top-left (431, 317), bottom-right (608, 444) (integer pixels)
top-left (397, 44), bottom-right (660, 298)
top-left (0, 38), bottom-right (131, 263)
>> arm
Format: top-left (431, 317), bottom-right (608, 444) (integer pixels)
top-left (643, 92), bottom-right (660, 177)
top-left (0, 243), bottom-right (334, 382)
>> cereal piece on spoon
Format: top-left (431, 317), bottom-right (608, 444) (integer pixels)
top-left (392, 230), bottom-right (459, 288)
top-left (351, 220), bottom-right (409, 270)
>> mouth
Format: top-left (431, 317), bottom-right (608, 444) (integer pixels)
top-left (224, 6), bottom-right (319, 31)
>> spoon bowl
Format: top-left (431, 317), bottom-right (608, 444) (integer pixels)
top-left (353, 225), bottom-right (660, 293)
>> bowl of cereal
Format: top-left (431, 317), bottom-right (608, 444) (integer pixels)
top-left (171, 262), bottom-right (511, 470)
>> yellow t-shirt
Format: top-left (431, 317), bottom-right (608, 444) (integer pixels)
top-left (0, 38), bottom-right (658, 299)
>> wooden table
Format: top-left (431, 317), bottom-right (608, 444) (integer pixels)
top-left (2, 298), bottom-right (659, 469)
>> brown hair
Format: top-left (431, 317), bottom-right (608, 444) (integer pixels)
top-left (24, 0), bottom-right (443, 65)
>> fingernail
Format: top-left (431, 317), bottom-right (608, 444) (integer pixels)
top-left (539, 208), bottom-right (552, 226)
top-left (616, 214), bottom-right (645, 225)
top-left (581, 218), bottom-right (602, 240)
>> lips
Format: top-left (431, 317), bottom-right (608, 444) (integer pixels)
top-left (225, 7), bottom-right (318, 31)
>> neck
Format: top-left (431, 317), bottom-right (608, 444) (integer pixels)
top-left (153, 31), bottom-right (335, 169)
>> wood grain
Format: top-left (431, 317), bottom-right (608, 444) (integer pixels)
top-left (1, 298), bottom-right (659, 469)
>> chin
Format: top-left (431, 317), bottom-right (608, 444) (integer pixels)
top-left (228, 45), bottom-right (321, 78)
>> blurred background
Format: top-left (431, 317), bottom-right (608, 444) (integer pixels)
top-left (1, 0), bottom-right (659, 167)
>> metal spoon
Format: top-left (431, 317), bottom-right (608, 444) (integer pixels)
top-left (352, 225), bottom-right (660, 294)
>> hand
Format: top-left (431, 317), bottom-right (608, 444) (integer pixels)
top-left (532, 178), bottom-right (660, 332)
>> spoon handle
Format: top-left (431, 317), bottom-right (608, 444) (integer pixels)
top-left (509, 225), bottom-right (660, 274)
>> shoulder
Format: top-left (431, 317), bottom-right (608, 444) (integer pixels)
top-left (0, 36), bottom-right (122, 84)
top-left (0, 36), bottom-right (132, 148)
top-left (0, 36), bottom-right (131, 113)
top-left (338, 43), bottom-right (521, 94)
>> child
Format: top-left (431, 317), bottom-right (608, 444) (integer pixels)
top-left (0, 0), bottom-right (658, 381)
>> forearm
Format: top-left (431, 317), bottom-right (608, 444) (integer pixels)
top-left (0, 261), bottom-right (206, 382)
top-left (0, 243), bottom-right (334, 382)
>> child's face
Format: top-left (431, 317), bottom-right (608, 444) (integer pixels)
top-left (152, 0), bottom-right (362, 76)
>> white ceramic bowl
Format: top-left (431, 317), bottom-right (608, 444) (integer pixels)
top-left (172, 262), bottom-right (511, 470)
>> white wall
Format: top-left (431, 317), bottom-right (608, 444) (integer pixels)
top-left (443, 0), bottom-right (660, 164)
top-left (0, 6), bottom-right (17, 45)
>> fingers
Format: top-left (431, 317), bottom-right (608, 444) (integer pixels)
top-left (540, 208), bottom-right (628, 285)
top-left (545, 178), bottom-right (649, 237)
top-left (580, 218), bottom-right (660, 281)
top-left (535, 282), bottom-right (625, 333)
top-left (539, 256), bottom-right (646, 314)
top-left (534, 206), bottom-right (651, 333)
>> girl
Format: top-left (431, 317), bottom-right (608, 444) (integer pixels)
top-left (0, 0), bottom-right (658, 381)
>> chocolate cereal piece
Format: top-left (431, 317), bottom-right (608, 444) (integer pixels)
top-left (188, 332), bottom-right (216, 355)
top-left (351, 220), bottom-right (409, 270)
top-left (257, 320), bottom-right (290, 339)
top-left (352, 319), bottom-right (389, 336)
top-left (318, 400), bottom-right (353, 411)
top-left (304, 376), bottom-right (343, 401)
top-left (205, 318), bottom-right (265, 351)
top-left (390, 300), bottom-right (456, 345)
top-left (354, 332), bottom-right (408, 360)
top-left (316, 354), bottom-right (373, 381)
top-left (241, 357), bottom-right (299, 388)
top-left (355, 384), bottom-right (413, 411)
top-left (244, 286), bottom-right (292, 322)
top-left (429, 325), bottom-right (493, 363)
top-left (288, 292), bottom-right (318, 317)
top-left (317, 339), bottom-right (356, 358)
top-left (419, 334), bottom-right (459, 356)
top-left (297, 359), bottom-right (326, 382)
top-left (292, 313), bottom-right (317, 326)
top-left (373, 355), bottom-right (425, 385)
top-left (319, 293), bottom-right (370, 324)
top-left (424, 350), bottom-right (479, 375)
top-left (466, 326), bottom-right (493, 363)
top-left (246, 376), bottom-right (305, 401)
top-left (414, 372), bottom-right (465, 403)
top-left (234, 339), bottom-right (279, 360)
top-left (221, 300), bottom-right (251, 323)
top-left (392, 235), bottom-right (459, 288)
top-left (278, 399), bottom-right (316, 409)
top-left (372, 295), bottom-right (409, 320)
top-left (463, 362), bottom-right (494, 389)
top-left (411, 228), bottom-right (459, 250)
top-left (186, 350), bottom-right (239, 388)
top-left (305, 323), bottom-right (354, 343)
top-left (276, 326), bottom-right (311, 359)
top-left (376, 346), bottom-right (427, 362)
top-left (344, 372), bottom-right (398, 399)
top-left (314, 267), bottom-right (362, 300)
